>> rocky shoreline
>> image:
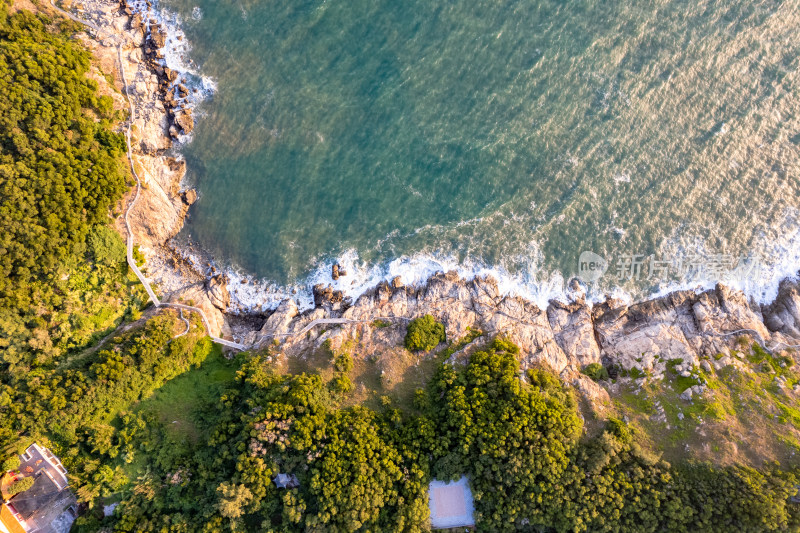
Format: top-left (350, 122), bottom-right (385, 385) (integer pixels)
top-left (70, 0), bottom-right (800, 408)
top-left (69, 0), bottom-right (234, 335)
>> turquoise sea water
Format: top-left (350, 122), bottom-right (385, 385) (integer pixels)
top-left (163, 0), bottom-right (800, 308)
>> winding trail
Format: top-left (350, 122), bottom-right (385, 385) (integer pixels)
top-left (115, 44), bottom-right (248, 350)
top-left (257, 316), bottom-right (411, 342)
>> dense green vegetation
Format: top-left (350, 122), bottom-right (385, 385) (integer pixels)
top-left (404, 314), bottom-right (446, 352)
top-left (59, 338), bottom-right (799, 532)
top-left (0, 4), bottom-right (127, 306)
top-left (0, 3), bottom-right (137, 385)
top-left (0, 0), bottom-right (171, 512)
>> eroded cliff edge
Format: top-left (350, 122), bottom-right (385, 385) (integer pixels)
top-left (71, 0), bottom-right (233, 336)
top-left (74, 0), bottom-right (800, 408)
top-left (245, 273), bottom-right (800, 414)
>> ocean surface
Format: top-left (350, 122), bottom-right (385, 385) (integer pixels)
top-left (160, 0), bottom-right (800, 310)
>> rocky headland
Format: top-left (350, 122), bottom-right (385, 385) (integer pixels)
top-left (69, 0), bottom-right (800, 421)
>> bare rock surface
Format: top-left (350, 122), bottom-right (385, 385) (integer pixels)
top-left (72, 0), bottom-right (230, 335)
top-left (168, 282), bottom-right (229, 338)
top-left (253, 272), bottom-right (800, 412)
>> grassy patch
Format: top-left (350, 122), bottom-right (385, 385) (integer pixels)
top-left (134, 344), bottom-right (233, 442)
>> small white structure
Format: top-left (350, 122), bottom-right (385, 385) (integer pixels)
top-left (272, 473), bottom-right (299, 489)
top-left (428, 476), bottom-right (475, 529)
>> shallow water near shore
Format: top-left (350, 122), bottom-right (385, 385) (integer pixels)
top-left (164, 0), bottom-right (800, 310)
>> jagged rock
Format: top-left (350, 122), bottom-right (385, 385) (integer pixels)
top-left (593, 290), bottom-right (699, 373)
top-left (168, 125), bottom-right (179, 138)
top-left (547, 300), bottom-right (601, 367)
top-left (680, 388), bottom-right (694, 401)
top-left (206, 275), bottom-right (230, 311)
top-left (263, 299), bottom-right (299, 335)
top-left (572, 374), bottom-right (612, 416)
top-left (182, 189), bottom-right (197, 205)
top-left (700, 360), bottom-right (713, 373)
top-left (167, 157), bottom-right (186, 174)
top-left (174, 110), bottom-right (194, 134)
top-left (332, 264), bottom-right (339, 281)
top-left (130, 12), bottom-right (143, 30)
top-left (763, 278), bottom-right (800, 337)
top-left (566, 278), bottom-right (586, 303)
top-left (312, 284), bottom-right (343, 307)
top-left (168, 283), bottom-right (228, 338)
top-left (178, 84), bottom-right (189, 98)
top-left (714, 355), bottom-right (735, 369)
top-left (150, 26), bottom-right (167, 48)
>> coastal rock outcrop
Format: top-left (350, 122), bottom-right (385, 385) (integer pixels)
top-left (763, 279), bottom-right (800, 338)
top-left (173, 109), bottom-right (194, 135)
top-left (206, 275), bottom-right (231, 311)
top-left (312, 284), bottom-right (344, 308)
top-left (249, 273), bottom-right (800, 399)
top-left (182, 189), bottom-right (197, 205)
top-left (547, 300), bottom-right (601, 368)
top-left (167, 282), bottom-right (228, 338)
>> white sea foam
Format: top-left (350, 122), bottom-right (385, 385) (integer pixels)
top-left (220, 248), bottom-right (568, 314)
top-left (153, 0), bottom-right (800, 316)
top-left (126, 0), bottom-right (216, 145)
top-left (219, 220), bottom-right (800, 315)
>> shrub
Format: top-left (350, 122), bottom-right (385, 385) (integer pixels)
top-left (333, 352), bottom-right (353, 373)
top-left (605, 417), bottom-right (631, 443)
top-left (331, 374), bottom-right (353, 394)
top-left (404, 315), bottom-right (446, 351)
top-left (492, 336), bottom-right (520, 355)
top-left (7, 476), bottom-right (34, 495)
top-left (582, 362), bottom-right (609, 381)
top-left (87, 225), bottom-right (126, 267)
top-left (1, 455), bottom-right (19, 472)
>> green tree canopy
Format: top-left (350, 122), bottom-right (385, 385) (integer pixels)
top-left (404, 315), bottom-right (446, 351)
top-left (0, 6), bottom-right (127, 310)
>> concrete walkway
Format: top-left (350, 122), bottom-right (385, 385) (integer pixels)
top-left (114, 32), bottom-right (247, 350)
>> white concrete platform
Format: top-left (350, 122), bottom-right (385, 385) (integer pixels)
top-left (429, 476), bottom-right (475, 529)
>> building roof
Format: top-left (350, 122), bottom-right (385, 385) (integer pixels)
top-left (17, 444), bottom-right (68, 492)
top-left (7, 473), bottom-right (61, 522)
top-left (2, 444), bottom-right (76, 533)
top-left (428, 476), bottom-right (475, 529)
top-left (1, 504), bottom-right (26, 533)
